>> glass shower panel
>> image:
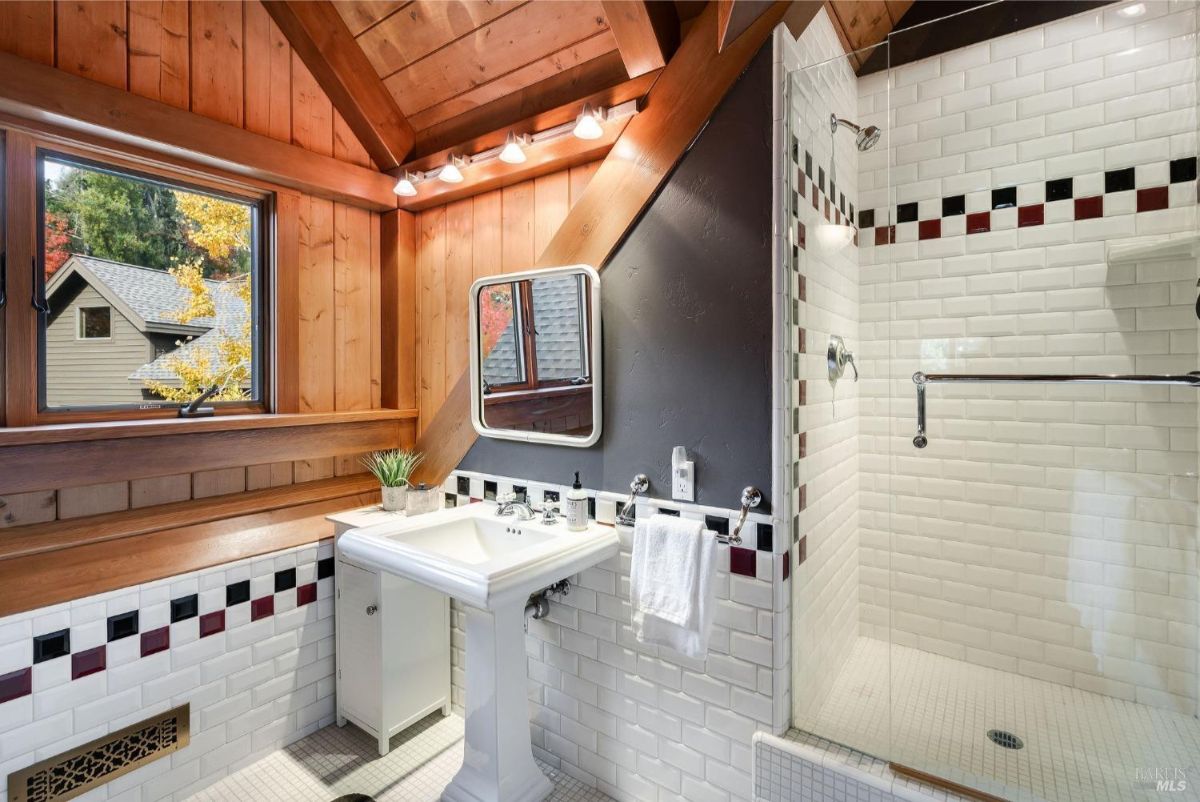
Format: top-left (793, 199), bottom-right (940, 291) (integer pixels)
top-left (785, 25), bottom-right (892, 762)
top-left (878, 2), bottom-right (1200, 800)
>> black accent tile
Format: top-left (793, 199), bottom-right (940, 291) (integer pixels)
top-left (792, 407), bottom-right (800, 434)
top-left (849, 202), bottom-right (855, 221)
top-left (1171, 157), bottom-right (1197, 184)
top-left (226, 580), bottom-right (250, 607)
top-left (444, 493), bottom-right (457, 508)
top-left (274, 568), bottom-right (297, 593)
top-left (941, 195), bottom-right (965, 217)
top-left (705, 515), bottom-right (729, 536)
top-left (829, 180), bottom-right (836, 202)
top-left (790, 135), bottom-right (798, 164)
top-left (839, 193), bottom-right (846, 214)
top-left (1105, 167), bottom-right (1135, 193)
top-left (107, 611), bottom-right (138, 642)
top-left (897, 202), bottom-right (918, 223)
top-left (615, 501), bottom-right (634, 522)
top-left (657, 508), bottom-right (680, 517)
top-left (817, 167), bottom-right (825, 193)
top-left (804, 151), bottom-right (812, 177)
top-left (757, 523), bottom-right (774, 552)
top-left (33, 629), bottom-right (70, 663)
top-left (543, 490), bottom-right (560, 503)
top-left (587, 497), bottom-right (596, 520)
top-left (483, 480), bottom-right (498, 501)
top-left (456, 476), bottom-right (469, 495)
top-left (317, 557), bottom-right (334, 580)
top-left (858, 209), bottom-right (875, 229)
top-left (513, 485), bottom-right (527, 503)
top-left (170, 595), bottom-right (198, 623)
top-left (792, 514), bottom-right (800, 544)
top-left (1045, 177), bottom-right (1073, 201)
top-left (991, 187), bottom-right (1017, 209)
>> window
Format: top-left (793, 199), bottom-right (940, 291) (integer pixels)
top-left (78, 307), bottom-right (111, 339)
top-left (38, 152), bottom-right (265, 413)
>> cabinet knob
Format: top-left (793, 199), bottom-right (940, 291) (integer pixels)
top-left (365, 604), bottom-right (378, 616)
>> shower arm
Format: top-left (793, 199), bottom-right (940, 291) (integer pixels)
top-left (911, 370), bottom-right (1200, 448)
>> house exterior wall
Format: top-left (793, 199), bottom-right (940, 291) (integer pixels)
top-left (45, 283), bottom-right (154, 407)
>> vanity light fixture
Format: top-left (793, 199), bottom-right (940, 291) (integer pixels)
top-left (439, 155), bottom-right (466, 184)
top-left (573, 103), bottom-right (604, 140)
top-left (1118, 2), bottom-right (1145, 16)
top-left (498, 131), bottom-right (529, 164)
top-left (393, 171), bottom-right (419, 197)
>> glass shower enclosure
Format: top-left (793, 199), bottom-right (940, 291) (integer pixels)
top-left (786, 2), bottom-right (1200, 800)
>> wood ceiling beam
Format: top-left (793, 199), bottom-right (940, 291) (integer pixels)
top-left (716, 0), bottom-right (778, 52)
top-left (409, 0), bottom-right (816, 487)
top-left (602, 0), bottom-right (680, 77)
top-left (0, 51), bottom-right (398, 210)
top-left (262, 0), bottom-right (417, 170)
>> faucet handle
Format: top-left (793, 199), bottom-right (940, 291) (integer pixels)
top-left (496, 492), bottom-right (516, 505)
top-left (538, 504), bottom-right (560, 524)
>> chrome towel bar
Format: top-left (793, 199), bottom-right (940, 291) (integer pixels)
top-left (912, 370), bottom-right (1200, 448)
top-left (615, 473), bottom-right (763, 546)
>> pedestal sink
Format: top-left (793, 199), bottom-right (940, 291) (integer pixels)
top-left (337, 503), bottom-right (619, 802)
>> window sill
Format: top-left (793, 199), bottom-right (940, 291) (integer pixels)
top-left (0, 408), bottom-right (418, 447)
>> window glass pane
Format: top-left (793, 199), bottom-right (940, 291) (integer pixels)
top-left (79, 307), bottom-right (111, 339)
top-left (480, 283), bottom-right (525, 389)
top-left (40, 154), bottom-right (260, 410)
top-left (531, 274), bottom-right (587, 383)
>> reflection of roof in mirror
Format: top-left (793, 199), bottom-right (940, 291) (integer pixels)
top-left (481, 275), bottom-right (586, 387)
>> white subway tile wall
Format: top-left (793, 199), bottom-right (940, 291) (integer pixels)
top-left (780, 8), bottom-right (867, 735)
top-left (856, 0), bottom-right (1200, 716)
top-left (0, 542), bottom-right (336, 802)
top-left (445, 470), bottom-right (787, 802)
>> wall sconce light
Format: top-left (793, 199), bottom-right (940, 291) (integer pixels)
top-left (573, 103), bottom-right (604, 140)
top-left (393, 171), bottom-right (419, 197)
top-left (439, 155), bottom-right (466, 184)
top-left (499, 132), bottom-right (530, 164)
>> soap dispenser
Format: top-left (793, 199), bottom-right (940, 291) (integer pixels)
top-left (565, 472), bottom-right (588, 531)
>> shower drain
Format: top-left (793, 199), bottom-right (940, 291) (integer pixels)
top-left (987, 729), bottom-right (1024, 750)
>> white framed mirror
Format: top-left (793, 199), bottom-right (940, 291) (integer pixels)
top-left (468, 264), bottom-right (601, 447)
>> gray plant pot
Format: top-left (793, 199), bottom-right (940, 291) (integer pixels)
top-left (380, 485), bottom-right (408, 512)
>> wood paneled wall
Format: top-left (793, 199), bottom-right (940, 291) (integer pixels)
top-left (0, 1), bottom-right (405, 518)
top-left (413, 160), bottom-right (600, 433)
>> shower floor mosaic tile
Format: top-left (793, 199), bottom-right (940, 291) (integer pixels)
top-left (183, 712), bottom-right (614, 802)
top-left (796, 637), bottom-right (1200, 802)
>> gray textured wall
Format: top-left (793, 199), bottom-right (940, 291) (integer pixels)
top-left (460, 44), bottom-right (774, 512)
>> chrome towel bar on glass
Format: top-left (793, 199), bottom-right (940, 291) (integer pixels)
top-left (912, 370), bottom-right (1200, 448)
top-left (615, 473), bottom-right (763, 546)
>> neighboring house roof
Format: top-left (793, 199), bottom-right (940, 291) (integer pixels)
top-left (482, 275), bottom-right (587, 387)
top-left (46, 255), bottom-right (214, 336)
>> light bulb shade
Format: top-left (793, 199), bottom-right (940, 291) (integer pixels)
top-left (439, 159), bottom-right (464, 183)
top-left (815, 223), bottom-right (855, 254)
top-left (499, 132), bottom-right (527, 164)
top-left (393, 174), bottom-right (417, 196)
top-left (573, 104), bottom-right (604, 140)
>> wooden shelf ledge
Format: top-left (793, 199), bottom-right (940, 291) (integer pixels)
top-left (0, 475), bottom-right (381, 617)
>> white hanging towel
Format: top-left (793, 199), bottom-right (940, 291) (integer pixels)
top-left (630, 514), bottom-right (718, 659)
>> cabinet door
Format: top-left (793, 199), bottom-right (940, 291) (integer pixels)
top-left (381, 574), bottom-right (450, 730)
top-left (338, 560), bottom-right (382, 729)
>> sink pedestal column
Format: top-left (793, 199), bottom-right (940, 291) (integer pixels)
top-left (442, 602), bottom-right (552, 802)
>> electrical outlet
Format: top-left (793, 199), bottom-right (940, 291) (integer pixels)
top-left (673, 460), bottom-right (694, 501)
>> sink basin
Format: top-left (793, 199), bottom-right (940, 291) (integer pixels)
top-left (337, 503), bottom-right (619, 802)
top-left (337, 502), bottom-right (618, 610)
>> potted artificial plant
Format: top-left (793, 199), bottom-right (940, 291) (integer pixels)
top-left (362, 449), bottom-right (424, 512)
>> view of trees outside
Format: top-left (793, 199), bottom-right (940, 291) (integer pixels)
top-left (43, 159), bottom-right (254, 401)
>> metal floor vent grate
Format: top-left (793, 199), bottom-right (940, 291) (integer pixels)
top-left (8, 704), bottom-right (189, 802)
top-left (987, 729), bottom-right (1024, 750)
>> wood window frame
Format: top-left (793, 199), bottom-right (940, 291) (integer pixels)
top-left (3, 128), bottom-right (278, 426)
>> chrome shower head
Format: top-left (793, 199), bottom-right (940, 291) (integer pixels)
top-left (830, 115), bottom-right (882, 151)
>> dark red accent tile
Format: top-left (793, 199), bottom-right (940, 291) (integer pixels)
top-left (798, 536), bottom-right (807, 565)
top-left (798, 432), bottom-right (808, 459)
top-left (297, 583), bottom-right (317, 606)
top-left (823, 197), bottom-right (830, 221)
top-left (796, 275), bottom-right (806, 302)
top-left (781, 552), bottom-right (790, 582)
top-left (1075, 195), bottom-right (1103, 220)
top-left (469, 497), bottom-right (481, 503)
top-left (874, 225), bottom-right (894, 246)
top-left (918, 219), bottom-right (941, 240)
top-left (140, 626), bottom-right (169, 657)
top-left (199, 610), bottom-right (225, 638)
top-left (1018, 204), bottom-right (1044, 227)
top-left (797, 169), bottom-right (806, 197)
top-left (0, 667), bottom-right (32, 704)
top-left (797, 328), bottom-right (805, 354)
top-left (966, 211), bottom-right (990, 234)
top-left (798, 485), bottom-right (807, 512)
top-left (797, 380), bottom-right (807, 407)
top-left (1137, 186), bottom-right (1169, 212)
top-left (730, 547), bottom-right (757, 578)
top-left (797, 222), bottom-right (806, 251)
top-left (251, 596), bottom-right (274, 622)
top-left (812, 191), bottom-right (818, 210)
top-left (853, 230), bottom-right (859, 247)
top-left (71, 645), bottom-right (106, 679)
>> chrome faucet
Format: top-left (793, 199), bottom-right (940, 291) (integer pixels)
top-left (496, 493), bottom-right (536, 521)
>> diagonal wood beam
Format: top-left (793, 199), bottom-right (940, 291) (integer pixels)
top-left (602, 0), bottom-right (680, 78)
top-left (410, 0), bottom-right (817, 486)
top-left (263, 0), bottom-right (416, 169)
top-left (716, 0), bottom-right (778, 52)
